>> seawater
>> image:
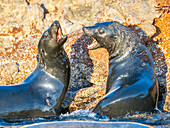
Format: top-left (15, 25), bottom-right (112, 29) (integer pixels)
top-left (0, 110), bottom-right (169, 127)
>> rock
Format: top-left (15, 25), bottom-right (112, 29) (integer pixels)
top-left (0, 0), bottom-right (27, 23)
top-left (69, 34), bottom-right (94, 91)
top-left (153, 9), bottom-right (170, 111)
top-left (62, 32), bottom-right (94, 111)
top-left (26, 0), bottom-right (58, 13)
top-left (104, 0), bottom-right (161, 37)
top-left (61, 31), bottom-right (109, 112)
top-left (156, 0), bottom-right (170, 6)
top-left (0, 0), bottom-right (169, 113)
top-left (23, 3), bottom-right (45, 22)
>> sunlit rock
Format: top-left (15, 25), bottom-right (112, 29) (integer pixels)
top-left (0, 0), bottom-right (169, 113)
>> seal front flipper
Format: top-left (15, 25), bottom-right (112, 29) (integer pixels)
top-left (0, 20), bottom-right (70, 119)
top-left (83, 21), bottom-right (158, 118)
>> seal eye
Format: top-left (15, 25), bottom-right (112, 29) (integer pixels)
top-left (44, 31), bottom-right (49, 38)
top-left (98, 28), bottom-right (105, 34)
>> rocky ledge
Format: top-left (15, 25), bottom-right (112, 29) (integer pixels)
top-left (0, 0), bottom-right (169, 113)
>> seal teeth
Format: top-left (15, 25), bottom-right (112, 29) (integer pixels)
top-left (88, 39), bottom-right (98, 49)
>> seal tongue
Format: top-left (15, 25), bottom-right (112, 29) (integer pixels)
top-left (88, 40), bottom-right (100, 50)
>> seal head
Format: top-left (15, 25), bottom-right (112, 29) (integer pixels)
top-left (38, 20), bottom-right (67, 68)
top-left (83, 21), bottom-right (139, 59)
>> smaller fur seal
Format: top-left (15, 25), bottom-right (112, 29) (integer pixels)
top-left (0, 21), bottom-right (70, 119)
top-left (83, 21), bottom-right (159, 118)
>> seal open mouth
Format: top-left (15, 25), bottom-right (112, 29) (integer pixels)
top-left (55, 25), bottom-right (67, 46)
top-left (83, 26), bottom-right (101, 50)
top-left (50, 20), bottom-right (67, 45)
top-left (87, 38), bottom-right (100, 50)
top-left (56, 27), bottom-right (63, 40)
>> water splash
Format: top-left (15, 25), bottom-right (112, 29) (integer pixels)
top-left (0, 110), bottom-right (169, 127)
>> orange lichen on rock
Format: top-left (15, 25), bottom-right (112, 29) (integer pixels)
top-left (89, 49), bottom-right (109, 86)
top-left (0, 0), bottom-right (170, 113)
top-left (156, 0), bottom-right (170, 6)
top-left (0, 24), bottom-right (40, 85)
top-left (69, 84), bottom-right (106, 112)
top-left (153, 9), bottom-right (170, 111)
top-left (9, 26), bottom-right (24, 35)
top-left (63, 32), bottom-right (108, 111)
top-left (64, 31), bottom-right (83, 57)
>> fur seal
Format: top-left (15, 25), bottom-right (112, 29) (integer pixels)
top-left (83, 21), bottom-right (159, 118)
top-left (0, 21), bottom-right (70, 119)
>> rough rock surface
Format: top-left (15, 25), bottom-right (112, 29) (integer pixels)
top-left (0, 0), bottom-right (169, 113)
top-left (63, 32), bottom-right (109, 111)
top-left (153, 7), bottom-right (170, 111)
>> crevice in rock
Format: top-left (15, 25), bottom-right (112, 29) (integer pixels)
top-left (151, 19), bottom-right (161, 40)
top-left (25, 0), bottom-right (30, 5)
top-left (41, 4), bottom-right (49, 20)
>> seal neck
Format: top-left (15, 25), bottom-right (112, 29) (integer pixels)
top-left (38, 47), bottom-right (69, 76)
top-left (109, 30), bottom-right (139, 60)
top-left (109, 40), bottom-right (133, 60)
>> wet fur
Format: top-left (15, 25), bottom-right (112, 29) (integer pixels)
top-left (0, 21), bottom-right (70, 119)
top-left (83, 21), bottom-right (159, 118)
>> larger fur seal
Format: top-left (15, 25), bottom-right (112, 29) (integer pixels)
top-left (83, 21), bottom-right (159, 118)
top-left (0, 21), bottom-right (70, 119)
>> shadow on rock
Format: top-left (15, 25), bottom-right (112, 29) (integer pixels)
top-left (61, 34), bottom-right (94, 113)
top-left (128, 24), bottom-right (167, 111)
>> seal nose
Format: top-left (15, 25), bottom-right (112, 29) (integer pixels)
top-left (82, 27), bottom-right (88, 34)
top-left (82, 27), bottom-right (93, 36)
top-left (51, 20), bottom-right (60, 28)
